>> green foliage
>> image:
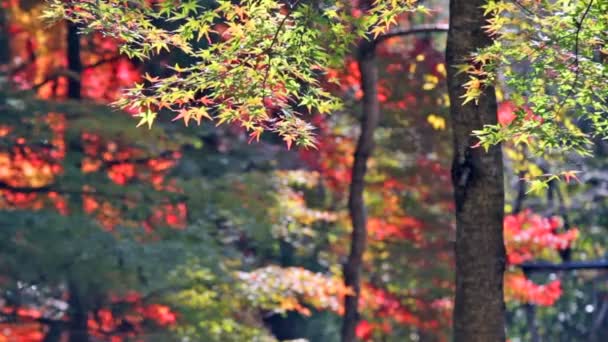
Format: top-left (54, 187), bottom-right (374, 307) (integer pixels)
top-left (42, 0), bottom-right (424, 147)
top-left (462, 0), bottom-right (607, 155)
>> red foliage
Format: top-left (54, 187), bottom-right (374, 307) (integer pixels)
top-left (504, 210), bottom-right (578, 265)
top-left (299, 117), bottom-right (355, 193)
top-left (1, 8), bottom-right (184, 340)
top-left (497, 101), bottom-right (541, 126)
top-left (0, 323), bottom-right (44, 342)
top-left (88, 293), bottom-right (177, 339)
top-left (367, 216), bottom-right (424, 241)
top-left (505, 272), bottom-right (562, 306)
top-left (503, 210), bottom-right (578, 306)
top-left (355, 284), bottom-right (445, 340)
top-left (326, 59), bottom-right (392, 103)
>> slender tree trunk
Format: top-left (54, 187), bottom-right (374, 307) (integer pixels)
top-left (446, 1), bottom-right (506, 341)
top-left (68, 282), bottom-right (89, 342)
top-left (341, 39), bottom-right (379, 342)
top-left (524, 303), bottom-right (540, 342)
top-left (66, 22), bottom-right (88, 342)
top-left (42, 322), bottom-right (63, 342)
top-left (66, 22), bottom-right (82, 100)
top-left (0, 7), bottom-right (9, 66)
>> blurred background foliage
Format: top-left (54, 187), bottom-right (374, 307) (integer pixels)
top-left (0, 0), bottom-right (607, 341)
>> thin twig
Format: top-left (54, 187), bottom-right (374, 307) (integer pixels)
top-left (554, 0), bottom-right (595, 114)
top-left (261, 0), bottom-right (300, 93)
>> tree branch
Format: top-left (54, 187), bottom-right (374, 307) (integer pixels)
top-left (374, 24), bottom-right (449, 46)
top-left (520, 260), bottom-right (608, 273)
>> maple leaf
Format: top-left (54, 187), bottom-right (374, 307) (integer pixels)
top-left (172, 109), bottom-right (191, 126)
top-left (561, 170), bottom-right (581, 183)
top-left (143, 73), bottom-right (160, 82)
top-left (526, 179), bottom-right (549, 195)
top-left (135, 110), bottom-right (157, 129)
top-left (284, 135), bottom-right (294, 150)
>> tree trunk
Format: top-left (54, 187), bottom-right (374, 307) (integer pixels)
top-left (42, 321), bottom-right (63, 342)
top-left (341, 39), bottom-right (379, 342)
top-left (446, 1), bottom-right (506, 341)
top-left (66, 21), bottom-right (88, 342)
top-left (66, 22), bottom-right (82, 100)
top-left (68, 282), bottom-right (89, 342)
top-left (0, 7), bottom-right (9, 66)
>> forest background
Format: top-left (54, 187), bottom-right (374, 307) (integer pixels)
top-left (1, 0), bottom-right (607, 341)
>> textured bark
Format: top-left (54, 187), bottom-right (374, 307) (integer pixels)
top-left (341, 39), bottom-right (379, 342)
top-left (446, 1), bottom-right (506, 341)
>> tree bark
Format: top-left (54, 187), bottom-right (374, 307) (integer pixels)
top-left (66, 21), bottom-right (88, 342)
top-left (66, 22), bottom-right (82, 100)
top-left (341, 39), bottom-right (379, 342)
top-left (446, 1), bottom-right (506, 341)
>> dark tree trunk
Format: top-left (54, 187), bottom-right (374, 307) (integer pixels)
top-left (341, 39), bottom-right (379, 342)
top-left (66, 22), bottom-right (87, 342)
top-left (446, 1), bottom-right (506, 341)
top-left (42, 322), bottom-right (63, 342)
top-left (66, 22), bottom-right (82, 100)
top-left (339, 21), bottom-right (448, 342)
top-left (0, 7), bottom-right (9, 66)
top-left (68, 282), bottom-right (89, 342)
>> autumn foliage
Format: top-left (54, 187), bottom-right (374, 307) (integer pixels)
top-left (1, 1), bottom-right (602, 341)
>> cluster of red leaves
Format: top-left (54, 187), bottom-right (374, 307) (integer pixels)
top-left (81, 47), bottom-right (140, 102)
top-left (504, 272), bottom-right (563, 306)
top-left (0, 114), bottom-right (65, 188)
top-left (299, 116), bottom-right (355, 193)
top-left (9, 10), bottom-right (140, 102)
top-left (504, 210), bottom-right (578, 265)
top-left (497, 101), bottom-right (542, 127)
top-left (503, 210), bottom-right (578, 306)
top-left (88, 292), bottom-right (177, 341)
top-left (352, 282), bottom-right (452, 340)
top-left (355, 284), bottom-right (451, 341)
top-left (367, 180), bottom-right (425, 243)
top-left (0, 322), bottom-right (44, 342)
top-left (0, 293), bottom-right (176, 342)
top-left (144, 202), bottom-right (187, 231)
top-left (368, 216), bottom-right (423, 241)
top-left (81, 132), bottom-right (181, 189)
top-left (80, 132), bottom-right (185, 230)
top-left (0, 113), bottom-right (67, 213)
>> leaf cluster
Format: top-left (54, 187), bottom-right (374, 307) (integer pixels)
top-left (43, 0), bottom-right (422, 147)
top-left (462, 0), bottom-right (607, 156)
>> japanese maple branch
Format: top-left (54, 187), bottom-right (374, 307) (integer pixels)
top-left (555, 0), bottom-right (595, 113)
top-left (261, 0), bottom-right (300, 93)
